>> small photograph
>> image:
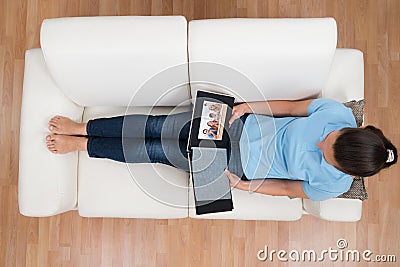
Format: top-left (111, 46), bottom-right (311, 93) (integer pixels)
top-left (197, 101), bottom-right (228, 140)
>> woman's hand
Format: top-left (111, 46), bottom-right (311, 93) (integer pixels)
top-left (224, 169), bottom-right (248, 191)
top-left (228, 99), bottom-right (315, 127)
top-left (225, 170), bottom-right (309, 198)
top-left (228, 103), bottom-right (250, 127)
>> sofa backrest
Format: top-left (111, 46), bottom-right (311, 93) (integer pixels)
top-left (40, 16), bottom-right (190, 107)
top-left (188, 18), bottom-right (338, 102)
top-left (41, 16), bottom-right (338, 106)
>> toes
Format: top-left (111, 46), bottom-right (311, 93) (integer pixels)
top-left (50, 116), bottom-right (60, 122)
top-left (47, 143), bottom-right (57, 153)
top-left (46, 134), bottom-right (59, 153)
top-left (49, 125), bottom-right (56, 132)
top-left (46, 135), bottom-right (57, 141)
top-left (49, 116), bottom-right (61, 126)
top-left (49, 145), bottom-right (57, 152)
top-left (46, 140), bottom-right (56, 148)
top-left (49, 119), bottom-right (59, 127)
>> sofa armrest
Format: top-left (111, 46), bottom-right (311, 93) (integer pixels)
top-left (303, 198), bottom-right (362, 222)
top-left (310, 48), bottom-right (364, 222)
top-left (19, 49), bottom-right (84, 216)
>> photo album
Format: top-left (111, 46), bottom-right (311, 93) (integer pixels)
top-left (187, 90), bottom-right (235, 215)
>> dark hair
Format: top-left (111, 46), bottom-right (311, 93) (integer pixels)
top-left (333, 126), bottom-right (398, 177)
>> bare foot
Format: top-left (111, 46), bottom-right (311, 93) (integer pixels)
top-left (46, 135), bottom-right (87, 154)
top-left (48, 116), bottom-right (87, 135)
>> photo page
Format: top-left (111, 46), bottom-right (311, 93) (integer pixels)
top-left (197, 101), bottom-right (228, 141)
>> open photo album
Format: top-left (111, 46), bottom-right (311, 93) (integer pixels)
top-left (187, 90), bottom-right (235, 215)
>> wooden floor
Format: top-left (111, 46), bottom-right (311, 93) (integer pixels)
top-left (1, 0), bottom-right (399, 266)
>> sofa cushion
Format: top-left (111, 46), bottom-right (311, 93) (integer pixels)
top-left (189, 178), bottom-right (303, 220)
top-left (188, 18), bottom-right (337, 102)
top-left (40, 16), bottom-right (190, 107)
top-left (78, 106), bottom-right (191, 218)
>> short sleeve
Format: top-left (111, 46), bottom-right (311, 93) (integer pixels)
top-left (307, 98), bottom-right (357, 128)
top-left (302, 181), bottom-right (348, 202)
top-left (307, 98), bottom-right (345, 116)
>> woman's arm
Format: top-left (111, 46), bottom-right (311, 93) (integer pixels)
top-left (224, 170), bottom-right (309, 199)
top-left (229, 99), bottom-right (314, 126)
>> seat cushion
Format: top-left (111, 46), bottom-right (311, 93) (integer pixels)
top-left (188, 178), bottom-right (303, 220)
top-left (78, 106), bottom-right (191, 218)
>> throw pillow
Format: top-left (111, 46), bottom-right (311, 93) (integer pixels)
top-left (337, 99), bottom-right (368, 200)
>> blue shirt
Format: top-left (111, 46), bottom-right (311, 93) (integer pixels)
top-left (239, 98), bottom-right (357, 201)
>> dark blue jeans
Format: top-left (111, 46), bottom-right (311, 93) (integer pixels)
top-left (86, 111), bottom-right (249, 176)
top-left (86, 111), bottom-right (192, 172)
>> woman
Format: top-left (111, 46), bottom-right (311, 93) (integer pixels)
top-left (202, 127), bottom-right (218, 139)
top-left (207, 120), bottom-right (219, 128)
top-left (45, 98), bottom-right (398, 201)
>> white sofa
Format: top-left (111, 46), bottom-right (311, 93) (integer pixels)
top-left (19, 16), bottom-right (364, 221)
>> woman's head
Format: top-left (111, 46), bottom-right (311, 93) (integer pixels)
top-left (332, 126), bottom-right (398, 177)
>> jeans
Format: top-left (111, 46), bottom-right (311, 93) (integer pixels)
top-left (86, 111), bottom-right (192, 172)
top-left (86, 110), bottom-right (249, 177)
